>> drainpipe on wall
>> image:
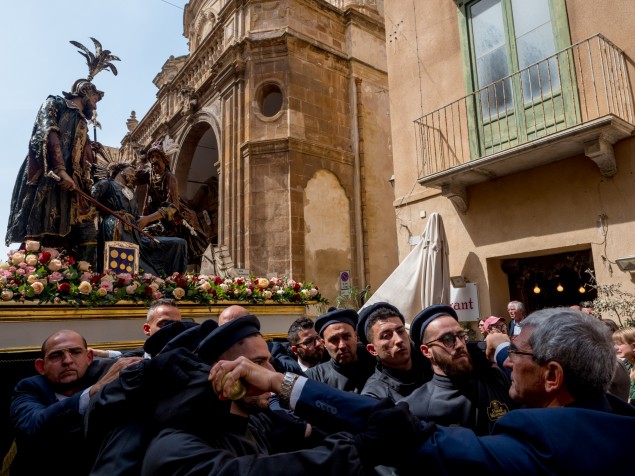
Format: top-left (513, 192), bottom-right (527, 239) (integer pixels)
top-left (354, 77), bottom-right (367, 290)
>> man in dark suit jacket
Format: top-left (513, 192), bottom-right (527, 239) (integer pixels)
top-left (9, 329), bottom-right (141, 475)
top-left (211, 308), bottom-right (635, 475)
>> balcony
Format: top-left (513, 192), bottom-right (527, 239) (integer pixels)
top-left (414, 34), bottom-right (634, 213)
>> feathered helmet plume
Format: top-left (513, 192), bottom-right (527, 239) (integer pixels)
top-left (63, 37), bottom-right (120, 101)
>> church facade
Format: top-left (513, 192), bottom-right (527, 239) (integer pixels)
top-left (120, 0), bottom-right (397, 305)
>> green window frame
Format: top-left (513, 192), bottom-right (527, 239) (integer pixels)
top-left (457, 0), bottom-right (575, 158)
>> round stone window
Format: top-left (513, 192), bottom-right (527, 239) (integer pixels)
top-left (257, 83), bottom-right (284, 118)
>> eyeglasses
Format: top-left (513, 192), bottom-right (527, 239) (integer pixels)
top-left (507, 347), bottom-right (535, 362)
top-left (298, 336), bottom-right (323, 348)
top-left (424, 331), bottom-right (469, 349)
top-left (45, 347), bottom-right (86, 363)
top-left (151, 162), bottom-right (161, 168)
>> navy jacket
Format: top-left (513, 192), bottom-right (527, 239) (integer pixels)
top-left (9, 359), bottom-right (113, 475)
top-left (294, 378), bottom-right (635, 475)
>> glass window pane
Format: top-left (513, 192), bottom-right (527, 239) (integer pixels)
top-left (517, 23), bottom-right (559, 101)
top-left (516, 22), bottom-right (556, 69)
top-left (471, 0), bottom-right (505, 58)
top-left (476, 46), bottom-right (510, 87)
top-left (511, 0), bottom-right (551, 37)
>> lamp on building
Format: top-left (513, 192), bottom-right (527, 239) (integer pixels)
top-left (615, 256), bottom-right (635, 272)
top-left (533, 284), bottom-right (541, 294)
top-left (556, 283), bottom-right (564, 292)
top-left (578, 285), bottom-right (586, 294)
top-left (450, 276), bottom-right (467, 288)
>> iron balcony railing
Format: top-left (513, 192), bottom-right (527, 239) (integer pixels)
top-left (415, 33), bottom-right (634, 178)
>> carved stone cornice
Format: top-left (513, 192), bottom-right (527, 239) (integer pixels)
top-left (241, 137), bottom-right (354, 165)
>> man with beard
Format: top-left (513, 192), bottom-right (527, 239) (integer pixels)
top-left (141, 315), bottom-right (372, 475)
top-left (91, 163), bottom-right (188, 276)
top-left (9, 330), bottom-right (141, 475)
top-left (304, 308), bottom-right (375, 392)
top-left (357, 302), bottom-right (431, 401)
top-left (399, 304), bottom-right (514, 435)
top-left (6, 78), bottom-right (106, 265)
top-left (271, 318), bottom-right (326, 375)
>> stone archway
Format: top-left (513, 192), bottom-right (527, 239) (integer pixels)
top-left (174, 122), bottom-right (220, 249)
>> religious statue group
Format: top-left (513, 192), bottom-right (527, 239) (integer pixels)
top-left (5, 38), bottom-right (207, 277)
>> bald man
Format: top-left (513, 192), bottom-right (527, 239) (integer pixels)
top-left (218, 305), bottom-right (249, 325)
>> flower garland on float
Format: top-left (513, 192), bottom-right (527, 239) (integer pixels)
top-left (0, 241), bottom-right (325, 307)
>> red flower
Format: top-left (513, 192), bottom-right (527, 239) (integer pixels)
top-left (294, 293), bottom-right (301, 300)
top-left (144, 287), bottom-right (153, 297)
top-left (90, 274), bottom-right (101, 284)
top-left (117, 278), bottom-right (126, 287)
top-left (67, 256), bottom-right (75, 265)
top-left (57, 282), bottom-right (71, 293)
top-left (177, 278), bottom-right (188, 288)
top-left (214, 276), bottom-right (223, 285)
top-left (209, 288), bottom-right (217, 295)
top-left (293, 283), bottom-right (301, 291)
top-left (236, 278), bottom-right (244, 286)
top-left (38, 251), bottom-right (51, 264)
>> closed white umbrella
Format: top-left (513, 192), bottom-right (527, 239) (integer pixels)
top-left (359, 212), bottom-right (450, 323)
top-left (421, 212), bottom-right (450, 309)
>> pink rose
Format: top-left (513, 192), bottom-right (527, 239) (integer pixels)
top-left (31, 282), bottom-right (44, 295)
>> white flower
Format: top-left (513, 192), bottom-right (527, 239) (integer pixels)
top-left (31, 282), bottom-right (44, 295)
top-left (47, 259), bottom-right (62, 271)
top-left (78, 281), bottom-right (92, 295)
top-left (27, 275), bottom-right (38, 284)
top-left (173, 287), bottom-right (185, 299)
top-left (25, 254), bottom-right (38, 266)
top-left (199, 281), bottom-right (211, 291)
top-left (125, 284), bottom-right (138, 295)
top-left (277, 289), bottom-right (284, 295)
top-left (97, 287), bottom-right (108, 297)
top-left (301, 289), bottom-right (310, 297)
top-left (220, 283), bottom-right (229, 291)
top-left (78, 261), bottom-right (91, 272)
top-left (1, 290), bottom-right (14, 301)
top-left (11, 253), bottom-right (25, 265)
top-left (25, 240), bottom-right (41, 251)
top-left (256, 278), bottom-right (269, 288)
top-left (310, 288), bottom-right (318, 297)
top-left (0, 262), bottom-right (9, 271)
top-left (263, 290), bottom-right (272, 299)
top-left (148, 282), bottom-right (159, 292)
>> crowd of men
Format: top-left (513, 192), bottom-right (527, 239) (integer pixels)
top-left (5, 297), bottom-right (635, 475)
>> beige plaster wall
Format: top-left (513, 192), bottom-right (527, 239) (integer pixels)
top-left (304, 170), bottom-right (353, 303)
top-left (385, 0), bottom-right (635, 318)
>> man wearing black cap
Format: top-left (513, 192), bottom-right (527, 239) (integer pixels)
top-left (357, 302), bottom-right (431, 401)
top-left (141, 315), bottom-right (368, 475)
top-left (399, 304), bottom-right (514, 435)
top-left (304, 308), bottom-right (375, 392)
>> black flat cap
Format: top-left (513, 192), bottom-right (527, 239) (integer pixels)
top-left (196, 315), bottom-right (261, 364)
top-left (161, 319), bottom-right (219, 355)
top-left (314, 308), bottom-right (358, 337)
top-left (144, 320), bottom-right (200, 358)
top-left (356, 302), bottom-right (404, 345)
top-left (410, 304), bottom-right (458, 348)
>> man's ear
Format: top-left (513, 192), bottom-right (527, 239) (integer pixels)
top-left (143, 322), bottom-right (151, 336)
top-left (34, 358), bottom-right (45, 376)
top-left (544, 361), bottom-right (564, 394)
top-left (366, 343), bottom-right (378, 357)
top-left (290, 345), bottom-right (300, 357)
top-left (420, 344), bottom-right (433, 359)
top-left (86, 348), bottom-right (94, 364)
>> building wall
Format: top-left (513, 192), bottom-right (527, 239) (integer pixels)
top-left (384, 0), bottom-right (635, 318)
top-left (121, 0), bottom-right (398, 306)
